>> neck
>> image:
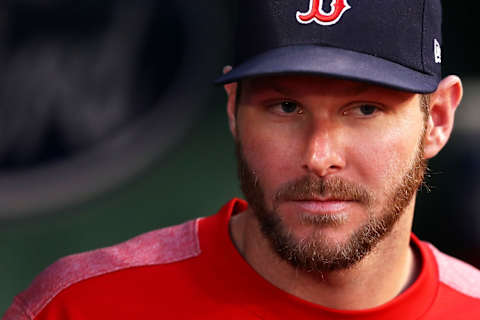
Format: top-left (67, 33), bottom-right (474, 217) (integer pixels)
top-left (229, 200), bottom-right (421, 310)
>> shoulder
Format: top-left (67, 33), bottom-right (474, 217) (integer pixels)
top-left (4, 219), bottom-right (201, 320)
top-left (425, 242), bottom-right (480, 299)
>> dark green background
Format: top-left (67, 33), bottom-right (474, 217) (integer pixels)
top-left (0, 92), bottom-right (243, 313)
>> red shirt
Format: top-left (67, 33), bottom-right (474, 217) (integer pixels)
top-left (4, 199), bottom-right (480, 319)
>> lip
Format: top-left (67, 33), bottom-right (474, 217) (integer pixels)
top-left (286, 199), bottom-right (353, 214)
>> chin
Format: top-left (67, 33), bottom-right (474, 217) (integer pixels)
top-left (288, 220), bottom-right (360, 246)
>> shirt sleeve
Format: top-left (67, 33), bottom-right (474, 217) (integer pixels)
top-left (3, 297), bottom-right (31, 320)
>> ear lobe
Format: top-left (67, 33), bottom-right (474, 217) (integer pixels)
top-left (222, 66), bottom-right (239, 139)
top-left (423, 75), bottom-right (463, 159)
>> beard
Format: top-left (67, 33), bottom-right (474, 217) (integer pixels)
top-left (236, 139), bottom-right (427, 273)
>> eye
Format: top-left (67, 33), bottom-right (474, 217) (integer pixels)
top-left (359, 105), bottom-right (377, 115)
top-left (270, 101), bottom-right (303, 115)
top-left (343, 103), bottom-right (382, 117)
top-left (279, 101), bottom-right (298, 113)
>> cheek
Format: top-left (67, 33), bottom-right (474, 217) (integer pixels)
top-left (351, 118), bottom-right (423, 194)
top-left (238, 121), bottom-right (304, 197)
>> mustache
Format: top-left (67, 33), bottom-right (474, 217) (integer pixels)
top-left (274, 175), bottom-right (373, 205)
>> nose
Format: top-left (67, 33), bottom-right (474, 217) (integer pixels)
top-left (302, 121), bottom-right (346, 177)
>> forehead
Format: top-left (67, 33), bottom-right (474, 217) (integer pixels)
top-left (240, 75), bottom-right (417, 103)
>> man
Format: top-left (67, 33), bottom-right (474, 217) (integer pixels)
top-left (4, 0), bottom-right (480, 319)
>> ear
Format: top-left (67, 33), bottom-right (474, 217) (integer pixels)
top-left (423, 75), bottom-right (463, 159)
top-left (223, 65), bottom-right (239, 140)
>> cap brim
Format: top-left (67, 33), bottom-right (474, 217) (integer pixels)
top-left (214, 45), bottom-right (439, 93)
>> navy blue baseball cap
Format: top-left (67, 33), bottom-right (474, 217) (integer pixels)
top-left (215, 0), bottom-right (443, 93)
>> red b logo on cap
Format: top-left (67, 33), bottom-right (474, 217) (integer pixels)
top-left (297, 0), bottom-right (351, 26)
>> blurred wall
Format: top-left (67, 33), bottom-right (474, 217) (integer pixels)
top-left (0, 0), bottom-right (479, 314)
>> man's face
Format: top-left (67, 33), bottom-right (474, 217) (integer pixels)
top-left (233, 75), bottom-right (427, 272)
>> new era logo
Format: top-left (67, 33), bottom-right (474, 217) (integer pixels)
top-left (434, 39), bottom-right (441, 64)
top-left (297, 0), bottom-right (351, 26)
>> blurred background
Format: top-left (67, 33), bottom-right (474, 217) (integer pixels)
top-left (0, 0), bottom-right (479, 314)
